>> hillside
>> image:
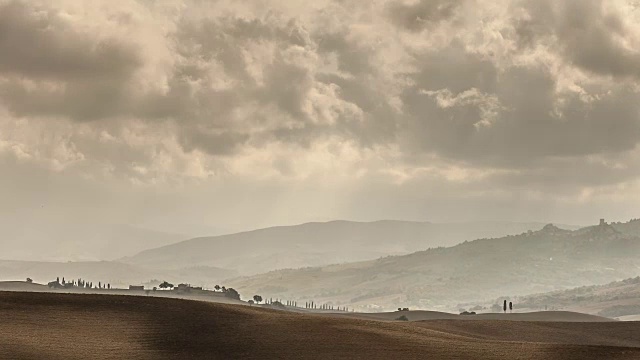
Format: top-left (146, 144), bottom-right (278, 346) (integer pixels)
top-left (1, 292), bottom-right (639, 360)
top-left (612, 218), bottom-right (640, 237)
top-left (497, 276), bottom-right (640, 319)
top-left (123, 220), bottom-right (576, 276)
top-left (228, 220), bottom-right (640, 311)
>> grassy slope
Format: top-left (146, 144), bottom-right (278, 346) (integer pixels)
top-left (1, 292), bottom-right (640, 360)
top-left (503, 276), bottom-right (640, 318)
top-left (228, 221), bottom-right (640, 310)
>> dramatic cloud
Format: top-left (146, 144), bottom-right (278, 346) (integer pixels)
top-left (387, 0), bottom-right (464, 32)
top-left (0, 0), bottom-right (639, 244)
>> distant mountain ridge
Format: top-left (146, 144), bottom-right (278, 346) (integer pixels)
top-left (226, 219), bottom-right (640, 312)
top-left (0, 222), bottom-right (186, 262)
top-left (0, 219), bottom-right (576, 290)
top-left (123, 220), bottom-right (578, 276)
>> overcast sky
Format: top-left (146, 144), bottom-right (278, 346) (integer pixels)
top-left (1, 0), bottom-right (640, 240)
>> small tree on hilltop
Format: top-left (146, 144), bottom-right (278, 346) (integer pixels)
top-left (26, 278), bottom-right (32, 283)
top-left (214, 285), bottom-right (221, 292)
top-left (159, 281), bottom-right (174, 290)
top-left (503, 300), bottom-right (507, 313)
top-left (248, 300), bottom-right (254, 306)
top-left (225, 288), bottom-right (240, 300)
top-left (253, 295), bottom-right (263, 304)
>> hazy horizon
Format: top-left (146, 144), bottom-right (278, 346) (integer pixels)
top-left (2, 0), bottom-right (640, 257)
top-left (0, 217), bottom-right (588, 263)
top-left (4, 1), bottom-right (640, 359)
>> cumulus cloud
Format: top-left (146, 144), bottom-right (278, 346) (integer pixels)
top-left (515, 0), bottom-right (640, 79)
top-left (0, 1), bottom-right (148, 120)
top-left (0, 0), bottom-right (639, 233)
top-left (387, 0), bottom-right (464, 32)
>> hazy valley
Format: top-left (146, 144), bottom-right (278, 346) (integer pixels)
top-left (489, 276), bottom-right (640, 319)
top-left (227, 219), bottom-right (640, 311)
top-left (1, 220), bottom-right (572, 287)
top-left (0, 222), bottom-right (186, 262)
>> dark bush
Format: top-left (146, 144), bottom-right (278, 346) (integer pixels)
top-left (225, 288), bottom-right (241, 300)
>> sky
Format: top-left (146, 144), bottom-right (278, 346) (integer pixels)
top-left (1, 0), bottom-right (640, 243)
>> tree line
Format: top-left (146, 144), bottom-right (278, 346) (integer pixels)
top-left (47, 277), bottom-right (110, 290)
top-left (249, 295), bottom-right (352, 312)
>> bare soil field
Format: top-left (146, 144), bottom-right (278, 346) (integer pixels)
top-left (1, 291), bottom-right (640, 360)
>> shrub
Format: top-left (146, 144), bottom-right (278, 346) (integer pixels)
top-left (395, 315), bottom-right (409, 321)
top-left (225, 288), bottom-right (241, 300)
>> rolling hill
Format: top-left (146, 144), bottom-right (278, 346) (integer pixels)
top-left (2, 220), bottom-right (563, 288)
top-left (227, 220), bottom-right (640, 311)
top-left (1, 291), bottom-right (639, 359)
top-left (336, 310), bottom-right (613, 322)
top-left (123, 220), bottom-right (578, 276)
top-left (492, 276), bottom-right (640, 319)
